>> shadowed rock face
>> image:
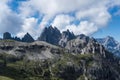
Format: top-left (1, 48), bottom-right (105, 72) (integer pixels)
top-left (2, 32), bottom-right (34, 43)
top-left (14, 36), bottom-right (21, 41)
top-left (22, 33), bottom-right (34, 43)
top-left (3, 32), bottom-right (12, 39)
top-left (38, 26), bottom-right (76, 47)
top-left (38, 25), bottom-right (61, 45)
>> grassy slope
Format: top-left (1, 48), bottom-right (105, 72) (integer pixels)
top-left (0, 76), bottom-right (14, 80)
top-left (0, 52), bottom-right (111, 80)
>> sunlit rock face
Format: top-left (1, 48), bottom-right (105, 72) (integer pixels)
top-left (65, 34), bottom-right (106, 56)
top-left (59, 29), bottom-right (76, 47)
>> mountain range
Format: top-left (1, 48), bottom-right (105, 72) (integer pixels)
top-left (3, 32), bottom-right (34, 42)
top-left (0, 25), bottom-right (120, 80)
top-left (2, 26), bottom-right (120, 57)
top-left (38, 25), bottom-right (120, 56)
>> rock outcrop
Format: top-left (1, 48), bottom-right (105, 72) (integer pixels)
top-left (38, 25), bottom-right (61, 45)
top-left (38, 26), bottom-right (76, 47)
top-left (22, 33), bottom-right (34, 43)
top-left (2, 32), bottom-right (34, 43)
top-left (59, 29), bottom-right (76, 47)
top-left (3, 32), bottom-right (12, 39)
top-left (0, 40), bottom-right (61, 60)
top-left (65, 34), bottom-right (106, 56)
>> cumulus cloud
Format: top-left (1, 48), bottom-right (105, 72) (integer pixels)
top-left (17, 17), bottom-right (38, 39)
top-left (52, 15), bottom-right (74, 31)
top-left (0, 0), bottom-right (23, 34)
top-left (61, 21), bottom-right (97, 35)
top-left (76, 7), bottom-right (111, 26)
top-left (20, 0), bottom-right (98, 16)
top-left (0, 0), bottom-right (120, 38)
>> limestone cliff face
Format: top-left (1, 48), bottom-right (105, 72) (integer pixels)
top-left (59, 29), bottom-right (76, 47)
top-left (65, 34), bottom-right (106, 56)
top-left (0, 40), bottom-right (61, 60)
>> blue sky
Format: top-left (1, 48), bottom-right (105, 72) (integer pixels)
top-left (0, 0), bottom-right (120, 41)
top-left (92, 6), bottom-right (120, 41)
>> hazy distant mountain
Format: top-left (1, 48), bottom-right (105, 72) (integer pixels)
top-left (96, 36), bottom-right (120, 56)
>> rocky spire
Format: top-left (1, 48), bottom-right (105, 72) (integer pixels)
top-left (59, 29), bottom-right (76, 47)
top-left (22, 33), bottom-right (34, 43)
top-left (38, 25), bottom-right (61, 45)
top-left (3, 32), bottom-right (12, 39)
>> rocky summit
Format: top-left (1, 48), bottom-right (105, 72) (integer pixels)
top-left (3, 32), bottom-right (12, 40)
top-left (59, 29), bottom-right (76, 47)
top-left (38, 26), bottom-right (76, 47)
top-left (2, 32), bottom-right (34, 43)
top-left (22, 33), bottom-right (34, 43)
top-left (38, 25), bottom-right (61, 45)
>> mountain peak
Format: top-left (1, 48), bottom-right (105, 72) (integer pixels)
top-left (38, 26), bottom-right (61, 45)
top-left (22, 33), bottom-right (34, 42)
top-left (48, 25), bottom-right (54, 30)
top-left (59, 29), bottom-right (76, 47)
top-left (3, 32), bottom-right (12, 39)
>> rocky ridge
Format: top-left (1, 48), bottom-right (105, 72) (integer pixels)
top-left (3, 32), bottom-right (34, 42)
top-left (97, 36), bottom-right (120, 56)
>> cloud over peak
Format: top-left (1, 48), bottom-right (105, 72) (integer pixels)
top-left (0, 0), bottom-right (120, 38)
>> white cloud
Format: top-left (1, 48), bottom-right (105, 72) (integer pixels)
top-left (0, 0), bottom-right (120, 39)
top-left (76, 7), bottom-right (111, 26)
top-left (20, 0), bottom-right (98, 16)
top-left (17, 17), bottom-right (38, 39)
top-left (0, 0), bottom-right (23, 34)
top-left (52, 14), bottom-right (74, 31)
top-left (60, 21), bottom-right (97, 35)
top-left (18, 0), bottom-right (120, 36)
